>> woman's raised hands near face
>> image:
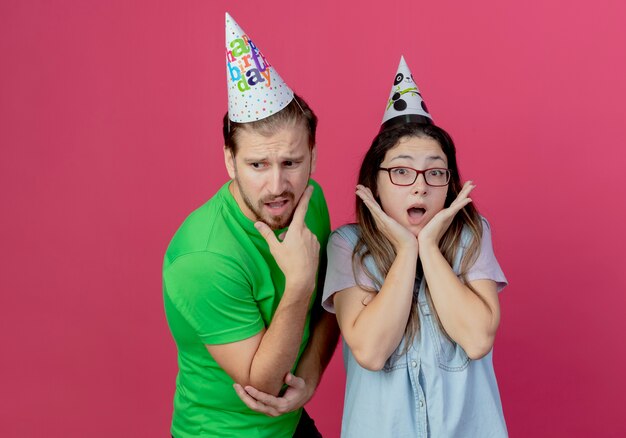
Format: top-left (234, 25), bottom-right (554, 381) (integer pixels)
top-left (418, 181), bottom-right (475, 248)
top-left (356, 184), bottom-right (417, 252)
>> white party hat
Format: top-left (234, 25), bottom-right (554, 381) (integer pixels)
top-left (381, 56), bottom-right (432, 129)
top-left (225, 13), bottom-right (294, 123)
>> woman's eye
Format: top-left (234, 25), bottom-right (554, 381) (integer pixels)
top-left (392, 168), bottom-right (408, 175)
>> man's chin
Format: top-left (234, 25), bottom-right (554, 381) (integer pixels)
top-left (251, 200), bottom-right (296, 230)
top-left (265, 217), bottom-right (290, 230)
top-left (259, 211), bottom-right (294, 230)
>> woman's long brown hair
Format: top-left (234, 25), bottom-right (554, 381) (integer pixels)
top-left (353, 123), bottom-right (484, 351)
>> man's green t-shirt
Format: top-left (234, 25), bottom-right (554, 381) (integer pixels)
top-left (163, 180), bottom-right (330, 438)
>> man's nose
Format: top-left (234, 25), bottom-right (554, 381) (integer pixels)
top-left (268, 167), bottom-right (287, 194)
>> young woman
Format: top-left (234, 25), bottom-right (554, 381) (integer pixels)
top-left (322, 122), bottom-right (508, 437)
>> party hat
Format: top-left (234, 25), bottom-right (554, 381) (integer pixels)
top-left (225, 12), bottom-right (294, 123)
top-left (381, 56), bottom-right (432, 128)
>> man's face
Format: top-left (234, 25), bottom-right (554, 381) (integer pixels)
top-left (225, 122), bottom-right (316, 230)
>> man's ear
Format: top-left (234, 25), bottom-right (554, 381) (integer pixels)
top-left (224, 147), bottom-right (236, 179)
top-left (310, 145), bottom-right (317, 173)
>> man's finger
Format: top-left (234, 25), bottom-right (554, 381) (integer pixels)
top-left (290, 185), bottom-right (314, 227)
top-left (284, 373), bottom-right (305, 389)
top-left (234, 384), bottom-right (277, 416)
top-left (254, 221), bottom-right (279, 248)
top-left (243, 385), bottom-right (280, 406)
top-left (234, 384), bottom-right (264, 409)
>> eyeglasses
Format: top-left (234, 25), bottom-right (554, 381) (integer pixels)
top-left (378, 167), bottom-right (451, 187)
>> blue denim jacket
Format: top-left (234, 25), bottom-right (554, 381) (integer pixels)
top-left (333, 224), bottom-right (508, 438)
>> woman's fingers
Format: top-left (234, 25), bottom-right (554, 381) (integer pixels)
top-left (356, 185), bottom-right (417, 250)
top-left (356, 185), bottom-right (388, 223)
top-left (446, 182), bottom-right (474, 213)
top-left (418, 181), bottom-right (476, 245)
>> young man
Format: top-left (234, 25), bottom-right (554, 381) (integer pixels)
top-left (162, 14), bottom-right (338, 438)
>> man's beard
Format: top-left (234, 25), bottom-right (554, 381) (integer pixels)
top-left (240, 188), bottom-right (296, 230)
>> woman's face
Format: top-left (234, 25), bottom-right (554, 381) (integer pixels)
top-left (377, 136), bottom-right (449, 237)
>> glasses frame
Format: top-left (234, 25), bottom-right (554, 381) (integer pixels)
top-left (378, 166), bottom-right (452, 187)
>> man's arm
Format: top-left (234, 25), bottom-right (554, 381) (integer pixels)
top-left (293, 309), bottom-right (340, 396)
top-left (206, 285), bottom-right (314, 395)
top-left (291, 224), bottom-right (339, 395)
top-left (206, 186), bottom-right (320, 396)
top-left (232, 184), bottom-right (339, 415)
top-left (233, 301), bottom-right (339, 416)
top-left (233, 246), bottom-right (340, 416)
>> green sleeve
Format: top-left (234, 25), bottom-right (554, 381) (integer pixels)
top-left (306, 180), bottom-right (331, 304)
top-left (163, 251), bottom-right (264, 345)
top-left (307, 179), bottom-right (332, 250)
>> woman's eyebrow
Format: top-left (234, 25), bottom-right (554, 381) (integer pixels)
top-left (388, 154), bottom-right (446, 163)
top-left (389, 154), bottom-right (414, 162)
top-left (425, 155), bottom-right (446, 163)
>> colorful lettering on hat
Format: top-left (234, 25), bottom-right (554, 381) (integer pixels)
top-left (225, 13), bottom-right (294, 123)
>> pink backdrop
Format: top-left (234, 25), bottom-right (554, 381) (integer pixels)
top-left (2, 1), bottom-right (625, 436)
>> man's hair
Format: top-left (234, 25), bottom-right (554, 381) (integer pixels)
top-left (222, 94), bottom-right (318, 155)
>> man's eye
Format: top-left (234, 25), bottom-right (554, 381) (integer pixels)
top-left (284, 161), bottom-right (293, 167)
top-left (251, 162), bottom-right (265, 169)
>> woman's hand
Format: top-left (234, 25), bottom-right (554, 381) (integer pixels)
top-left (356, 184), bottom-right (417, 252)
top-left (418, 181), bottom-right (475, 248)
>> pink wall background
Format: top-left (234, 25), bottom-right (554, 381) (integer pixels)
top-left (2, 0), bottom-right (625, 436)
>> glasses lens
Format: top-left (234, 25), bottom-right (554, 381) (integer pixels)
top-left (389, 167), bottom-right (418, 185)
top-left (424, 169), bottom-right (450, 186)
